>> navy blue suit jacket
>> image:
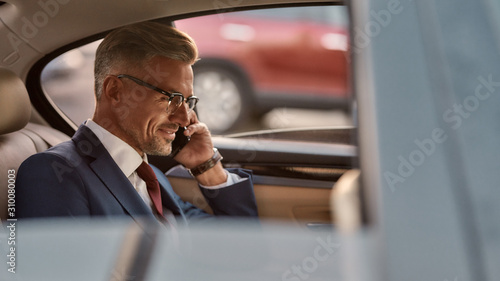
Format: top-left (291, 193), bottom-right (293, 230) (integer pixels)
top-left (16, 126), bottom-right (258, 225)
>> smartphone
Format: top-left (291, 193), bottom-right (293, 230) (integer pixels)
top-left (170, 126), bottom-right (190, 157)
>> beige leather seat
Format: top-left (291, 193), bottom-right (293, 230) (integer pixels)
top-left (0, 68), bottom-right (70, 221)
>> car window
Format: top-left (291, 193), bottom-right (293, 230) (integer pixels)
top-left (41, 5), bottom-right (351, 135)
top-left (41, 40), bottom-right (100, 125)
top-left (233, 6), bottom-right (348, 26)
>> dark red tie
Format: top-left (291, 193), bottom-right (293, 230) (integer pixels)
top-left (136, 161), bottom-right (163, 217)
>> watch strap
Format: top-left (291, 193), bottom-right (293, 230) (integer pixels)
top-left (188, 148), bottom-right (223, 177)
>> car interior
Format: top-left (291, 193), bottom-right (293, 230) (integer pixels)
top-left (0, 0), bottom-right (360, 233)
top-left (4, 0), bottom-right (500, 280)
top-left (0, 69), bottom-right (358, 230)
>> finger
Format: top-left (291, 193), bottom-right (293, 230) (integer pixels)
top-left (185, 122), bottom-right (209, 137)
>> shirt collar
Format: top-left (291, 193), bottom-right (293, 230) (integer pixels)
top-left (85, 119), bottom-right (146, 177)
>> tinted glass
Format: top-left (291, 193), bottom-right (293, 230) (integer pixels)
top-left (41, 6), bottom-right (352, 135)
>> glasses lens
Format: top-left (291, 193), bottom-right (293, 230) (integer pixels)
top-left (186, 97), bottom-right (198, 112)
top-left (167, 95), bottom-right (183, 113)
top-left (167, 95), bottom-right (198, 114)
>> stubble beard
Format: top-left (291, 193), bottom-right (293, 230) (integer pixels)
top-left (142, 134), bottom-right (173, 156)
top-left (119, 121), bottom-right (172, 156)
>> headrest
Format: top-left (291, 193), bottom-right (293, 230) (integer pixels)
top-left (0, 68), bottom-right (31, 135)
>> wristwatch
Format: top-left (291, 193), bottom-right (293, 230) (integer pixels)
top-left (188, 148), bottom-right (223, 177)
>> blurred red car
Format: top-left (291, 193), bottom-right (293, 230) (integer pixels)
top-left (175, 6), bottom-right (350, 133)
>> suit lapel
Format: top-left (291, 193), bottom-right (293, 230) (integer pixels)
top-left (72, 126), bottom-right (155, 221)
top-left (90, 156), bottom-right (155, 220)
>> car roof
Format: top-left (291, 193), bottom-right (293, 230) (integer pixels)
top-left (0, 0), bottom-right (343, 79)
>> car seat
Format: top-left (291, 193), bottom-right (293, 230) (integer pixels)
top-left (0, 68), bottom-right (70, 222)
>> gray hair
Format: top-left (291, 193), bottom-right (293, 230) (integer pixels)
top-left (94, 22), bottom-right (198, 100)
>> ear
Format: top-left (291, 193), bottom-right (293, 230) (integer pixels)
top-left (101, 75), bottom-right (123, 105)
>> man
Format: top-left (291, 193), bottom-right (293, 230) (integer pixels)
top-left (16, 22), bottom-right (258, 225)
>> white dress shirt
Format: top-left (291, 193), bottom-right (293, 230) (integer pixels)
top-left (84, 120), bottom-right (245, 214)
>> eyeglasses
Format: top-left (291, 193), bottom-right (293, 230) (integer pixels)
top-left (116, 74), bottom-right (198, 114)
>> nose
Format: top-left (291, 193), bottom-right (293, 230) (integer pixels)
top-left (168, 102), bottom-right (190, 127)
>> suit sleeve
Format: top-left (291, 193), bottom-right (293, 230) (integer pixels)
top-left (16, 153), bottom-right (91, 218)
top-left (152, 165), bottom-right (258, 224)
top-left (199, 168), bottom-right (258, 217)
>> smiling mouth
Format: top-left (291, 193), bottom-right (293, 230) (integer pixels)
top-left (157, 127), bottom-right (177, 140)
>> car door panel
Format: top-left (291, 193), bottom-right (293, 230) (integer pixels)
top-left (153, 128), bottom-right (356, 228)
top-left (167, 173), bottom-right (333, 228)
